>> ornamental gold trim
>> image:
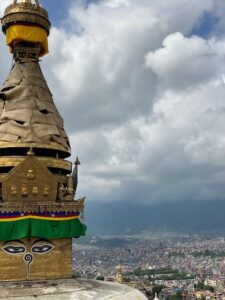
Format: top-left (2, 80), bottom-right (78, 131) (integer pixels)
top-left (5, 2), bottom-right (49, 19)
top-left (0, 198), bottom-right (85, 213)
top-left (2, 2), bottom-right (50, 35)
top-left (0, 157), bottom-right (72, 172)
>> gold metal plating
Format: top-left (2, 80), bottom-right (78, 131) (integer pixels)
top-left (58, 181), bottom-right (74, 202)
top-left (0, 198), bottom-right (85, 213)
top-left (2, 1), bottom-right (50, 35)
top-left (0, 157), bottom-right (72, 172)
top-left (13, 44), bottom-right (41, 61)
top-left (0, 238), bottom-right (72, 281)
top-left (5, 1), bottom-right (48, 19)
top-left (0, 61), bottom-right (71, 153)
top-left (2, 155), bottom-right (58, 202)
top-left (0, 0), bottom-right (86, 282)
top-left (0, 154), bottom-right (85, 212)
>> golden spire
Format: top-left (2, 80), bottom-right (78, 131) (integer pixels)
top-left (1, 0), bottom-right (50, 57)
top-left (0, 0), bottom-right (70, 160)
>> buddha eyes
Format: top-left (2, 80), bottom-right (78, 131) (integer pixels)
top-left (3, 246), bottom-right (26, 254)
top-left (2, 240), bottom-right (54, 255)
top-left (32, 245), bottom-right (53, 254)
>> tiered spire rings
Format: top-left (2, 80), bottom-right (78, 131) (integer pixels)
top-left (2, 0), bottom-right (50, 36)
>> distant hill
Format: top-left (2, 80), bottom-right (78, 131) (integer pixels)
top-left (84, 199), bottom-right (225, 235)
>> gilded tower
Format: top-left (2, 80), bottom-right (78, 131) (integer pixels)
top-left (0, 0), bottom-right (86, 281)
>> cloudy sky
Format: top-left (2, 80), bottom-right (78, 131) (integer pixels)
top-left (1, 0), bottom-right (225, 207)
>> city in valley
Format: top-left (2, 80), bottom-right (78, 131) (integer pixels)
top-left (73, 232), bottom-right (225, 300)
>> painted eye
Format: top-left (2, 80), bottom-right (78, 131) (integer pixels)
top-left (32, 244), bottom-right (53, 254)
top-left (3, 246), bottom-right (25, 254)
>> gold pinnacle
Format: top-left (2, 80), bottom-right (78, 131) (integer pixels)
top-left (13, 0), bottom-right (40, 5)
top-left (75, 157), bottom-right (81, 166)
top-left (2, 0), bottom-right (50, 36)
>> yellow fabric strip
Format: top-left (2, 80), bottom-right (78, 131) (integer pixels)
top-left (0, 215), bottom-right (79, 222)
top-left (6, 25), bottom-right (48, 56)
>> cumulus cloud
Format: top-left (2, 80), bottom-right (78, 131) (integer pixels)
top-left (43, 0), bottom-right (216, 132)
top-left (145, 32), bottom-right (223, 89)
top-left (1, 0), bottom-right (225, 205)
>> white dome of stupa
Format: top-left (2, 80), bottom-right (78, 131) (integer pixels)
top-left (0, 279), bottom-right (148, 300)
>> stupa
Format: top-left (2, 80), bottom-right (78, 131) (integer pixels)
top-left (0, 1), bottom-right (148, 299)
top-left (0, 0), bottom-right (86, 281)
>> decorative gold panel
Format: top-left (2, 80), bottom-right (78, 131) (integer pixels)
top-left (2, 155), bottom-right (58, 202)
top-left (0, 198), bottom-right (85, 213)
top-left (0, 238), bottom-right (72, 281)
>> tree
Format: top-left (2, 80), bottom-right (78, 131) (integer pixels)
top-left (171, 292), bottom-right (183, 300)
top-left (153, 285), bottom-right (163, 295)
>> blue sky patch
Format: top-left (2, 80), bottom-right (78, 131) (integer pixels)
top-left (190, 11), bottom-right (219, 38)
top-left (41, 0), bottom-right (99, 26)
top-left (41, 0), bottom-right (69, 26)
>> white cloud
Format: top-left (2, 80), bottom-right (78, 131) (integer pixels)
top-left (145, 33), bottom-right (223, 90)
top-left (105, 0), bottom-right (130, 9)
top-left (43, 0), bottom-right (216, 132)
top-left (1, 0), bottom-right (225, 204)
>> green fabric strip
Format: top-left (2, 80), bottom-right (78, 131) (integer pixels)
top-left (0, 218), bottom-right (87, 240)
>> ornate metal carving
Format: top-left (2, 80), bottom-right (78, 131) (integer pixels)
top-left (10, 185), bottom-right (17, 196)
top-left (26, 169), bottom-right (35, 180)
top-left (58, 182), bottom-right (74, 201)
top-left (2, 155), bottom-right (58, 202)
top-left (32, 186), bottom-right (38, 195)
top-left (43, 186), bottom-right (49, 196)
top-left (21, 186), bottom-right (28, 196)
top-left (2, 1), bottom-right (51, 35)
top-left (0, 198), bottom-right (85, 213)
top-left (13, 44), bottom-right (41, 61)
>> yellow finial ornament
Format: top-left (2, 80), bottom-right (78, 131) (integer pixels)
top-left (1, 0), bottom-right (50, 57)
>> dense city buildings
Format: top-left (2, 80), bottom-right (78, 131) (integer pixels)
top-left (73, 232), bottom-right (225, 299)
